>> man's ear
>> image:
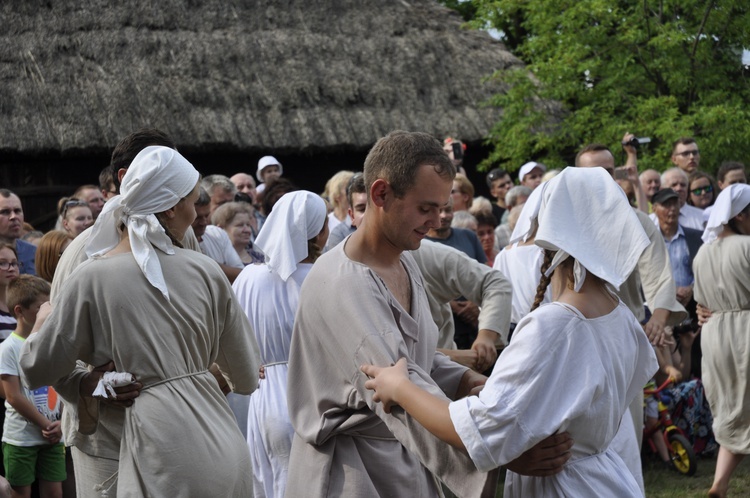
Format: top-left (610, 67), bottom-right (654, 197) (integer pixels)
top-left (117, 168), bottom-right (128, 183)
top-left (370, 179), bottom-right (389, 208)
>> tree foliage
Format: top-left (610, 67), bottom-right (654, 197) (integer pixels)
top-left (456, 0), bottom-right (750, 173)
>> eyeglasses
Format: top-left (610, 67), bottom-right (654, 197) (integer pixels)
top-left (0, 261), bottom-right (19, 271)
top-left (675, 149), bottom-right (700, 158)
top-left (691, 185), bottom-right (713, 196)
top-left (62, 199), bottom-right (90, 218)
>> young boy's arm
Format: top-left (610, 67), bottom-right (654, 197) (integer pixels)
top-left (1, 374), bottom-right (59, 442)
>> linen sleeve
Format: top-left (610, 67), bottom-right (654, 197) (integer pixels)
top-left (448, 312), bottom-right (604, 472)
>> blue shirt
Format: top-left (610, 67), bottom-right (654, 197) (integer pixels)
top-left (661, 225), bottom-right (692, 287)
top-left (426, 228), bottom-right (487, 264)
top-left (16, 239), bottom-right (36, 276)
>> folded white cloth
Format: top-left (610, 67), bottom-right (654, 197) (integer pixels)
top-left (93, 372), bottom-right (136, 399)
top-left (254, 191), bottom-right (327, 281)
top-left (702, 183), bottom-right (750, 244)
top-left (534, 167), bottom-right (649, 291)
top-left (510, 185), bottom-right (544, 244)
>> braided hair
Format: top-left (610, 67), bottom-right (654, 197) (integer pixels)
top-left (530, 249), bottom-right (554, 312)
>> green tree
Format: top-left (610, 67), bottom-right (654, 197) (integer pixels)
top-left (466, 0), bottom-right (750, 173)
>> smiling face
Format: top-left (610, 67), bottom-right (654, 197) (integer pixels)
top-left (62, 205), bottom-right (94, 237)
top-left (382, 164), bottom-right (452, 251)
top-left (689, 177), bottom-right (714, 208)
top-left (226, 212), bottom-right (253, 248)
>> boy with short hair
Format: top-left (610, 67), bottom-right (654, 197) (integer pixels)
top-left (0, 275), bottom-right (64, 498)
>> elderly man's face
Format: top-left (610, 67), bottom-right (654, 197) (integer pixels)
top-left (654, 197), bottom-right (680, 229)
top-left (231, 173), bottom-right (257, 200)
top-left (80, 187), bottom-right (106, 219)
top-left (209, 188), bottom-right (235, 216)
top-left (0, 194), bottom-right (24, 240)
top-left (640, 170), bottom-right (661, 198)
top-left (191, 203), bottom-right (211, 239)
top-left (662, 171), bottom-right (689, 207)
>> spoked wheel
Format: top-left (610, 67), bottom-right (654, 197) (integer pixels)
top-left (668, 432), bottom-right (697, 476)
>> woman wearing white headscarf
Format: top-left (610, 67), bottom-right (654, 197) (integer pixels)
top-left (361, 167), bottom-right (658, 497)
top-left (232, 191), bottom-right (328, 498)
top-left (20, 146), bottom-right (261, 497)
top-left (693, 183), bottom-right (750, 498)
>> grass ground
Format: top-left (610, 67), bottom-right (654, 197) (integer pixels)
top-left (493, 452), bottom-right (750, 497)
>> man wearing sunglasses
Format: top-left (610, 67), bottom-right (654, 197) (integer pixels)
top-left (671, 137), bottom-right (701, 174)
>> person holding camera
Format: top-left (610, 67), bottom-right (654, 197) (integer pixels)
top-left (616, 133), bottom-right (650, 213)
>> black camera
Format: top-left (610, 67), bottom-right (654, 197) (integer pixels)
top-left (622, 136), bottom-right (651, 148)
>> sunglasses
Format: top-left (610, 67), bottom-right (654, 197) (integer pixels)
top-left (62, 199), bottom-right (90, 218)
top-left (690, 185), bottom-right (713, 196)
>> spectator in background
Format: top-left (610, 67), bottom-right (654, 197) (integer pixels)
top-left (640, 169), bottom-right (661, 213)
top-left (443, 137), bottom-right (467, 176)
top-left (35, 231), bottom-right (73, 283)
top-left (259, 178), bottom-right (297, 217)
top-left (73, 184), bottom-right (106, 220)
top-left (0, 190), bottom-right (35, 276)
top-left (671, 137), bottom-right (701, 174)
top-left (20, 231), bottom-right (43, 247)
top-left (58, 198), bottom-right (93, 238)
top-left (688, 171), bottom-right (718, 210)
top-left (495, 186), bottom-right (532, 249)
top-left (256, 156), bottom-right (283, 195)
top-left (230, 172), bottom-right (257, 205)
top-left (212, 202), bottom-right (263, 265)
top-left (717, 162), bottom-right (747, 191)
top-left (201, 175), bottom-right (237, 216)
top-left (191, 188), bottom-right (243, 283)
top-left (324, 173), bottom-right (366, 252)
top-left (323, 171), bottom-right (354, 232)
top-left (0, 243), bottom-right (20, 340)
top-left (451, 173), bottom-right (474, 212)
top-left (655, 168), bottom-right (705, 230)
top-left (99, 166), bottom-right (117, 201)
top-left (475, 211), bottom-right (498, 267)
top-left (486, 169), bottom-right (512, 225)
top-left (451, 211), bottom-right (477, 232)
top-left (518, 161), bottom-right (546, 191)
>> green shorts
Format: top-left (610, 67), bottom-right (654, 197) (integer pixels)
top-left (2, 442), bottom-right (66, 486)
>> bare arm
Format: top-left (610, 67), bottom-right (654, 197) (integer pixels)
top-left (1, 375), bottom-right (59, 438)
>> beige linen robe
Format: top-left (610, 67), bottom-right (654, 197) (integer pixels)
top-left (693, 235), bottom-right (750, 453)
top-left (21, 249), bottom-right (260, 498)
top-left (286, 243), bottom-right (487, 498)
top-left (411, 239), bottom-right (512, 348)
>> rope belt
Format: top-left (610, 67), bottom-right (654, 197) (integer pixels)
top-left (142, 370), bottom-right (209, 391)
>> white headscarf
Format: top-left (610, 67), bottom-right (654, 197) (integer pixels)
top-left (534, 167), bottom-right (649, 291)
top-left (85, 146), bottom-right (200, 300)
top-left (254, 191), bottom-right (327, 281)
top-left (509, 185), bottom-right (544, 244)
top-left (702, 183), bottom-right (750, 244)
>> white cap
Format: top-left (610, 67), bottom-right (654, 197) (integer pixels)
top-left (518, 161), bottom-right (546, 182)
top-left (257, 155), bottom-right (283, 182)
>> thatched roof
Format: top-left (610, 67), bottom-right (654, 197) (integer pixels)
top-left (0, 0), bottom-right (522, 155)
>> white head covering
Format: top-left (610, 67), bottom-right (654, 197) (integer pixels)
top-left (533, 167), bottom-right (649, 291)
top-left (85, 146), bottom-right (200, 300)
top-left (254, 191), bottom-right (327, 281)
top-left (509, 185), bottom-right (544, 244)
top-left (518, 161), bottom-right (546, 182)
top-left (257, 155), bottom-right (283, 182)
top-left (702, 183), bottom-right (750, 244)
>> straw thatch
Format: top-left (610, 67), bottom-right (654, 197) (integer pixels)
top-left (0, 0), bottom-right (523, 155)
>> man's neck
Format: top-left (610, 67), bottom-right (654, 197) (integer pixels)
top-left (660, 222), bottom-right (678, 239)
top-left (345, 218), bottom-right (403, 269)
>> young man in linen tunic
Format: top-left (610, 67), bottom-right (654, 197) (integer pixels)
top-left (286, 131), bottom-right (569, 498)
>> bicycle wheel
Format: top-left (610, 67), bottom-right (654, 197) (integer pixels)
top-left (668, 432), bottom-right (697, 476)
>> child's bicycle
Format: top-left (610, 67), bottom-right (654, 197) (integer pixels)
top-left (643, 377), bottom-right (698, 476)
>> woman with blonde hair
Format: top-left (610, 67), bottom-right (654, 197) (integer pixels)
top-left (58, 198), bottom-right (93, 238)
top-left (212, 201), bottom-right (262, 265)
top-left (451, 173), bottom-right (474, 212)
top-left (323, 170), bottom-right (354, 232)
top-left (34, 231), bottom-right (73, 283)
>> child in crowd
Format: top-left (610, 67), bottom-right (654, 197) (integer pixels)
top-left (0, 244), bottom-right (20, 342)
top-left (0, 275), bottom-right (64, 498)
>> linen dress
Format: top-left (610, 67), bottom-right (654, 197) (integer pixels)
top-left (449, 300), bottom-right (657, 497)
top-left (232, 263), bottom-right (312, 498)
top-left (20, 249), bottom-right (261, 498)
top-left (693, 235), bottom-right (750, 453)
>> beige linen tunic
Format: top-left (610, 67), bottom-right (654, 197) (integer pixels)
top-left (693, 235), bottom-right (750, 453)
top-left (21, 249), bottom-right (260, 497)
top-left (286, 243), bottom-right (487, 498)
top-left (411, 239), bottom-right (512, 348)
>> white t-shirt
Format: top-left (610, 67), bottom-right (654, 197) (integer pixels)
top-left (199, 225), bottom-right (243, 268)
top-left (0, 334), bottom-right (62, 446)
